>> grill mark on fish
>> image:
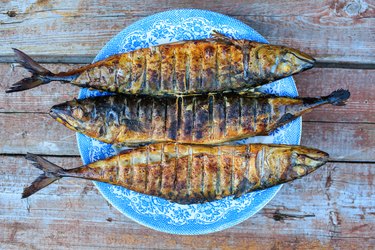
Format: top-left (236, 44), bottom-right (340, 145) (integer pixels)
top-left (185, 51), bottom-right (190, 92)
top-left (201, 154), bottom-right (205, 199)
top-left (136, 99), bottom-right (141, 120)
top-left (230, 149), bottom-right (234, 194)
top-left (245, 144), bottom-right (250, 180)
top-left (130, 51), bottom-right (135, 89)
top-left (208, 94), bottom-right (214, 139)
top-left (158, 144), bottom-right (164, 195)
top-left (164, 100), bottom-right (168, 140)
top-left (172, 48), bottom-right (177, 92)
top-left (229, 46), bottom-right (233, 87)
top-left (118, 155), bottom-right (124, 184)
top-left (127, 53), bottom-right (133, 91)
top-left (223, 95), bottom-right (227, 136)
top-left (192, 97), bottom-right (196, 141)
top-left (187, 146), bottom-right (192, 196)
top-left (145, 147), bottom-right (149, 191)
top-left (115, 155), bottom-right (120, 184)
top-left (113, 66), bottom-right (118, 91)
top-left (129, 154), bottom-right (134, 188)
top-left (177, 97), bottom-right (182, 141)
top-left (173, 144), bottom-right (178, 194)
top-left (239, 97), bottom-right (243, 131)
top-left (157, 48), bottom-right (162, 91)
top-left (257, 146), bottom-right (264, 185)
top-left (243, 44), bottom-right (250, 80)
top-left (142, 52), bottom-right (147, 91)
top-left (195, 97), bottom-right (209, 141)
top-left (253, 99), bottom-right (258, 132)
top-left (148, 100), bottom-right (154, 138)
top-left (199, 49), bottom-right (204, 89)
top-left (216, 147), bottom-right (221, 196)
top-left (214, 44), bottom-right (219, 90)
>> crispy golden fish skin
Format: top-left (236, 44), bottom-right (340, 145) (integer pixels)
top-left (50, 89), bottom-right (350, 146)
top-left (6, 32), bottom-right (315, 95)
top-left (22, 143), bottom-right (329, 204)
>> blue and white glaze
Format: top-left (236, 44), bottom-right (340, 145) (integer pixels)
top-left (77, 9), bottom-right (301, 235)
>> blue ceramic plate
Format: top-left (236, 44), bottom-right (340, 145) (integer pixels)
top-left (77, 9), bottom-right (301, 235)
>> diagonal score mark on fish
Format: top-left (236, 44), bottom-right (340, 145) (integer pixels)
top-left (22, 143), bottom-right (329, 204)
top-left (49, 89), bottom-right (350, 147)
top-left (6, 31), bottom-right (315, 96)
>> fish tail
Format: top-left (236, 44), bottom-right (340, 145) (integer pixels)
top-left (22, 153), bottom-right (66, 198)
top-left (325, 89), bottom-right (351, 106)
top-left (6, 48), bottom-right (55, 93)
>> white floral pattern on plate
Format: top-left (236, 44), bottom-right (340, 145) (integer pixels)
top-left (77, 9), bottom-right (301, 235)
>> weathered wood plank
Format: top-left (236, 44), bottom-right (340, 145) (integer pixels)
top-left (0, 113), bottom-right (78, 155)
top-left (301, 122), bottom-right (375, 162)
top-left (295, 68), bottom-right (375, 123)
top-left (0, 0), bottom-right (374, 64)
top-left (1, 112), bottom-right (374, 161)
top-left (1, 155), bottom-right (374, 248)
top-left (2, 64), bottom-right (374, 123)
top-left (0, 63), bottom-right (80, 113)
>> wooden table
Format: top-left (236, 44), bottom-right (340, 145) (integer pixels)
top-left (1, 1), bottom-right (374, 249)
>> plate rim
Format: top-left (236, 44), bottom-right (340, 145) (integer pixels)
top-left (76, 8), bottom-right (302, 235)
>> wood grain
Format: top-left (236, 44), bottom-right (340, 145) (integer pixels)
top-left (0, 63), bottom-right (80, 113)
top-left (1, 155), bottom-right (373, 249)
top-left (1, 1), bottom-right (373, 248)
top-left (295, 68), bottom-right (375, 123)
top-left (0, 1), bottom-right (374, 64)
top-left (1, 112), bottom-right (374, 161)
top-left (0, 113), bottom-right (78, 156)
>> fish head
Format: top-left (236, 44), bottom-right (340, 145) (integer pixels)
top-left (49, 99), bottom-right (95, 133)
top-left (289, 146), bottom-right (329, 178)
top-left (255, 44), bottom-right (315, 81)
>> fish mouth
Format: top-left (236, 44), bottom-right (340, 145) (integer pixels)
top-left (49, 107), bottom-right (81, 132)
top-left (293, 149), bottom-right (329, 172)
top-left (289, 50), bottom-right (316, 70)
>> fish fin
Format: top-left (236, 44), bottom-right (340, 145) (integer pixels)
top-left (325, 89), bottom-right (351, 106)
top-left (234, 177), bottom-right (253, 199)
top-left (22, 153), bottom-right (65, 198)
top-left (6, 49), bottom-right (53, 93)
top-left (22, 175), bottom-right (60, 199)
top-left (211, 30), bottom-right (244, 48)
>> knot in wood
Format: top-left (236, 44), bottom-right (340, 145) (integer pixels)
top-left (6, 10), bottom-right (17, 17)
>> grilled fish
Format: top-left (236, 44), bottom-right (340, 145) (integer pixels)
top-left (6, 32), bottom-right (315, 95)
top-left (50, 89), bottom-right (350, 146)
top-left (22, 143), bottom-right (329, 204)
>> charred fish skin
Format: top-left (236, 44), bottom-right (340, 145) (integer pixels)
top-left (22, 143), bottom-right (329, 204)
top-left (6, 32), bottom-right (315, 95)
top-left (49, 89), bottom-right (350, 146)
top-left (73, 38), bottom-right (315, 95)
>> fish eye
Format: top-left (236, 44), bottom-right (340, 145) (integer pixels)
top-left (72, 107), bottom-right (85, 119)
top-left (280, 57), bottom-right (292, 64)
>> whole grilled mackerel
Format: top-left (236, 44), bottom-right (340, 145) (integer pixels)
top-left (6, 32), bottom-right (315, 95)
top-left (50, 89), bottom-right (350, 146)
top-left (22, 143), bottom-right (329, 204)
